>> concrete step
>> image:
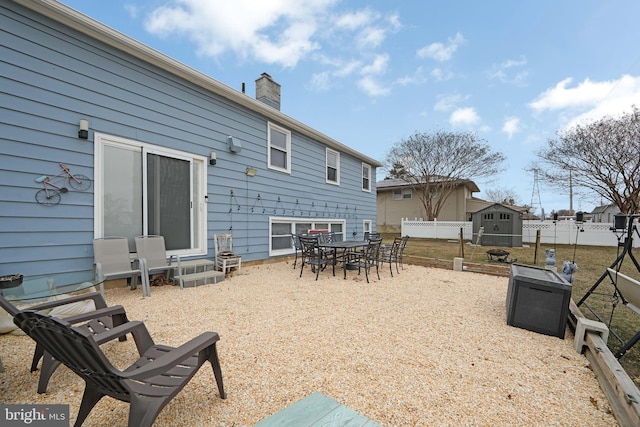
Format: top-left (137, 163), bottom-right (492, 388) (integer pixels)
top-left (176, 259), bottom-right (215, 270)
top-left (177, 270), bottom-right (225, 288)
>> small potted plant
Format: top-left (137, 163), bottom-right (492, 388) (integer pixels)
top-left (0, 273), bottom-right (23, 289)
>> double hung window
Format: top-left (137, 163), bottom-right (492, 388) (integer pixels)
top-left (326, 149), bottom-right (340, 184)
top-left (362, 163), bottom-right (371, 192)
top-left (268, 122), bottom-right (291, 173)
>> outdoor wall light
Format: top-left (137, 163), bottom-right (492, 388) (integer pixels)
top-left (246, 167), bottom-right (257, 177)
top-left (78, 119), bottom-right (89, 139)
top-left (210, 152), bottom-right (217, 166)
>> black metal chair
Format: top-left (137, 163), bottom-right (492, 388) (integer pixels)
top-left (364, 232), bottom-right (381, 241)
top-left (317, 232), bottom-right (340, 268)
top-left (347, 238), bottom-right (382, 283)
top-left (0, 292), bottom-right (129, 394)
top-left (291, 234), bottom-right (303, 268)
top-left (398, 235), bottom-right (410, 270)
top-left (378, 237), bottom-right (402, 276)
top-left (299, 235), bottom-right (330, 280)
top-left (13, 309), bottom-right (226, 427)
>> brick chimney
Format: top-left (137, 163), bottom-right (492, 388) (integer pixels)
top-left (255, 73), bottom-right (281, 110)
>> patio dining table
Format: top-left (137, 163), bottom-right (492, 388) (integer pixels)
top-left (318, 240), bottom-right (369, 279)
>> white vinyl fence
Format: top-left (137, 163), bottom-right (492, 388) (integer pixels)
top-left (401, 218), bottom-right (640, 248)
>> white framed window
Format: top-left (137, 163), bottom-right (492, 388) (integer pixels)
top-left (362, 163), bottom-right (371, 192)
top-left (268, 122), bottom-right (291, 173)
top-left (392, 188), bottom-right (412, 200)
top-left (269, 217), bottom-right (345, 256)
top-left (326, 148), bottom-right (340, 184)
top-left (94, 133), bottom-right (207, 257)
top-left (363, 220), bottom-right (372, 234)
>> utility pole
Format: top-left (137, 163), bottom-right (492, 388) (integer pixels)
top-left (569, 169), bottom-right (574, 215)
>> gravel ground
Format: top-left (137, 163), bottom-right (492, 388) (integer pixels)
top-left (0, 262), bottom-right (618, 426)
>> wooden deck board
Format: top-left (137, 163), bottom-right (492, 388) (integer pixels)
top-left (254, 392), bottom-right (381, 427)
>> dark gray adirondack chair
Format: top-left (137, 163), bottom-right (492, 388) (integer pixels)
top-left (0, 292), bottom-right (129, 394)
top-left (13, 310), bottom-right (226, 427)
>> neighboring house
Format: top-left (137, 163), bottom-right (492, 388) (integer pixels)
top-left (591, 204), bottom-right (621, 224)
top-left (376, 178), bottom-right (484, 233)
top-left (0, 0), bottom-right (381, 278)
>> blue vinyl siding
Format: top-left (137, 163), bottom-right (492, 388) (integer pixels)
top-left (0, 1), bottom-right (377, 278)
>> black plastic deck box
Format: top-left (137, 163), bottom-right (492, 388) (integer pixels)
top-left (506, 264), bottom-right (572, 338)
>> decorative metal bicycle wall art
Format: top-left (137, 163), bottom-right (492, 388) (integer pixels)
top-left (34, 163), bottom-right (91, 206)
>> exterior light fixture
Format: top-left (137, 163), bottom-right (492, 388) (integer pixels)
top-left (210, 152), bottom-right (217, 166)
top-left (246, 167), bottom-right (257, 177)
top-left (78, 119), bottom-right (89, 139)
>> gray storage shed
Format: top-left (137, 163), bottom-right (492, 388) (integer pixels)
top-left (472, 203), bottom-right (523, 247)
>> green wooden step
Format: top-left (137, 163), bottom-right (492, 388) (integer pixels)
top-left (254, 392), bottom-right (381, 427)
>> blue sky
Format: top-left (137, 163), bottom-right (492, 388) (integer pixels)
top-left (59, 0), bottom-right (640, 215)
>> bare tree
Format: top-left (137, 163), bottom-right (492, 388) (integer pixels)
top-left (385, 130), bottom-right (505, 220)
top-left (484, 188), bottom-right (521, 206)
top-left (534, 106), bottom-right (640, 214)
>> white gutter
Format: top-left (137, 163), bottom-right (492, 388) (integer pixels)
top-left (11, 0), bottom-right (382, 167)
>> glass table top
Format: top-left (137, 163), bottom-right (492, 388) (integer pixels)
top-left (0, 271), bottom-right (103, 303)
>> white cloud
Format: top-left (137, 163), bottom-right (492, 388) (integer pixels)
top-left (488, 56), bottom-right (528, 86)
top-left (355, 54), bottom-right (391, 96)
top-left (502, 117), bottom-right (520, 138)
top-left (334, 60), bottom-right (362, 77)
top-left (335, 8), bottom-right (377, 30)
top-left (357, 26), bottom-right (387, 49)
top-left (387, 13), bottom-right (402, 32)
top-left (395, 66), bottom-right (427, 86)
top-left (434, 93), bottom-right (468, 112)
top-left (309, 71), bottom-right (331, 91)
top-left (430, 67), bottom-right (454, 81)
top-left (145, 1), bottom-right (400, 97)
top-left (145, 0), bottom-right (336, 68)
top-left (417, 32), bottom-right (465, 62)
top-left (529, 74), bottom-right (640, 127)
top-left (357, 76), bottom-right (391, 96)
top-left (449, 107), bottom-right (480, 126)
top-left (124, 4), bottom-right (138, 18)
top-left (361, 54), bottom-right (388, 75)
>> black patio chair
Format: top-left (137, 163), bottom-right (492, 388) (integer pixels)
top-left (291, 234), bottom-right (303, 269)
top-left (0, 292), bottom-right (129, 394)
top-left (364, 232), bottom-right (381, 241)
top-left (299, 235), bottom-right (330, 280)
top-left (12, 309), bottom-right (226, 427)
top-left (378, 237), bottom-right (402, 277)
top-left (398, 235), bottom-right (410, 270)
top-left (346, 238), bottom-right (382, 283)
